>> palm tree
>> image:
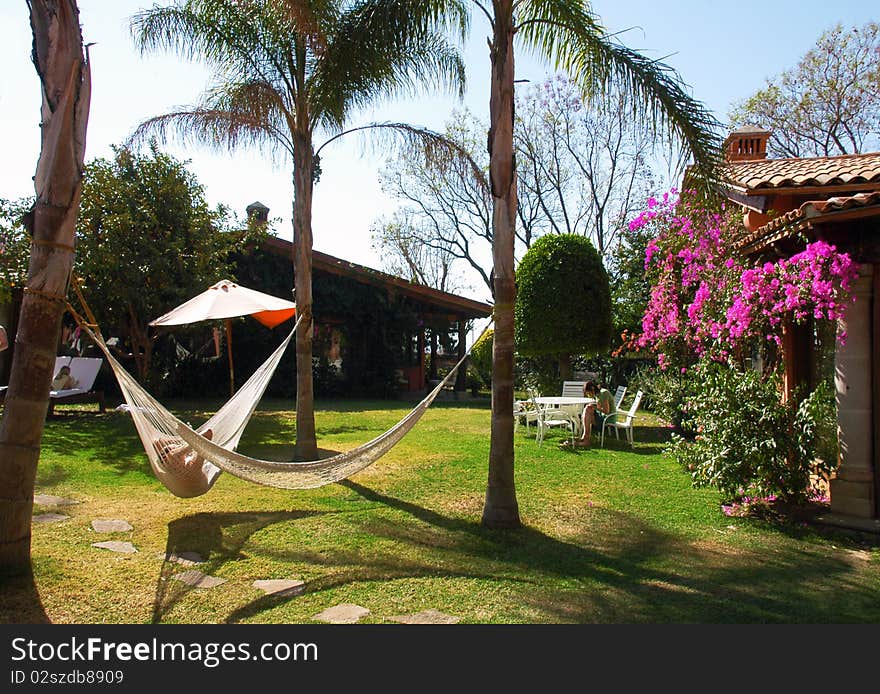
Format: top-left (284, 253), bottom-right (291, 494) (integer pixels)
top-left (130, 0), bottom-right (467, 460)
top-left (468, 1), bottom-right (722, 528)
top-left (0, 0), bottom-right (91, 573)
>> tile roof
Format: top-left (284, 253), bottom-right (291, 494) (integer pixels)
top-left (738, 191), bottom-right (880, 252)
top-left (724, 152), bottom-right (880, 191)
top-left (262, 236), bottom-right (493, 318)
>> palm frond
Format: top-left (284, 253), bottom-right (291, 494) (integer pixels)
top-left (128, 107), bottom-right (289, 159)
top-left (204, 80), bottom-right (296, 151)
top-left (131, 0), bottom-right (303, 95)
top-left (314, 23), bottom-right (466, 131)
top-left (317, 121), bottom-right (488, 192)
top-left (517, 0), bottom-right (723, 189)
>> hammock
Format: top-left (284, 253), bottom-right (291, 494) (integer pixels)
top-left (79, 317), bottom-right (300, 498)
top-left (82, 311), bottom-right (486, 492)
top-left (174, 349), bottom-right (470, 489)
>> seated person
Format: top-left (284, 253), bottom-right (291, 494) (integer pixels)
top-left (574, 380), bottom-right (615, 447)
top-left (152, 429), bottom-right (214, 475)
top-left (51, 365), bottom-right (79, 391)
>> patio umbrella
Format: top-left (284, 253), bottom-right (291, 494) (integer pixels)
top-left (149, 279), bottom-right (296, 395)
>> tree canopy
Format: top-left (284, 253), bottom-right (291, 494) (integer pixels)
top-left (514, 234), bottom-right (611, 371)
top-left (0, 197), bottom-right (32, 306)
top-left (75, 144), bottom-right (259, 383)
top-left (730, 21), bottom-right (880, 157)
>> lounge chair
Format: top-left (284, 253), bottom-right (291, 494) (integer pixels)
top-left (48, 356), bottom-right (105, 414)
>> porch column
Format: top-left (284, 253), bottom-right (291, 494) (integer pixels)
top-left (831, 264), bottom-right (876, 518)
top-left (429, 328), bottom-right (438, 381)
top-left (417, 328), bottom-right (425, 391)
top-left (454, 320), bottom-right (468, 392)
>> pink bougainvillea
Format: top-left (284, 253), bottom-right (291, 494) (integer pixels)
top-left (631, 191), bottom-right (859, 368)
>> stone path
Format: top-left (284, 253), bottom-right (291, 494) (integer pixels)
top-left (34, 494), bottom-right (80, 507)
top-left (91, 519), bottom-right (133, 533)
top-left (171, 570), bottom-right (227, 589)
top-left (161, 551), bottom-right (206, 566)
top-left (33, 513), bottom-right (69, 524)
top-left (253, 579), bottom-right (305, 597)
top-left (92, 541), bottom-right (138, 554)
top-left (312, 603), bottom-right (370, 624)
top-left (387, 609), bottom-right (460, 624)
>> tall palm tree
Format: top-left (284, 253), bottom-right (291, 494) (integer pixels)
top-left (130, 0), bottom-right (467, 460)
top-left (468, 0), bottom-right (722, 528)
top-left (0, 0), bottom-right (90, 573)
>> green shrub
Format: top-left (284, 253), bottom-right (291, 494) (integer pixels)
top-left (470, 328), bottom-right (493, 387)
top-left (667, 361), bottom-right (837, 503)
top-left (515, 234), bottom-right (612, 359)
top-left (629, 365), bottom-right (699, 435)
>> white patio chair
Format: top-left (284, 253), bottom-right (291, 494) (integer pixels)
top-left (600, 390), bottom-right (644, 448)
top-left (561, 380), bottom-right (587, 397)
top-left (613, 385), bottom-right (627, 411)
top-left (514, 398), bottom-right (539, 433)
top-left (530, 392), bottom-right (576, 446)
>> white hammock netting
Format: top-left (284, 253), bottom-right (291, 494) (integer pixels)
top-left (83, 317), bottom-right (300, 498)
top-left (83, 318), bottom-right (482, 495)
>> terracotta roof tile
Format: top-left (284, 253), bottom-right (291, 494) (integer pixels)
top-left (724, 152), bottom-right (880, 191)
top-left (738, 190), bottom-right (880, 251)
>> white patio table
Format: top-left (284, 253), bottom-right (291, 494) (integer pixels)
top-left (533, 396), bottom-right (596, 437)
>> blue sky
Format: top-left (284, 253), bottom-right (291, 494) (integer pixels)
top-left (1, 1), bottom-right (877, 306)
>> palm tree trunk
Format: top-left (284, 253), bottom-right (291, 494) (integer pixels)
top-left (0, 0), bottom-right (89, 574)
top-left (482, 1), bottom-right (520, 529)
top-left (292, 131), bottom-right (318, 460)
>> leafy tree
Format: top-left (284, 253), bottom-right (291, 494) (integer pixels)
top-left (0, 198), bottom-right (33, 305)
top-left (515, 234), bottom-right (611, 380)
top-left (371, 209), bottom-right (470, 295)
top-left (376, 109), bottom-right (494, 293)
top-left (730, 22), bottom-right (880, 157)
top-left (0, 0), bottom-right (90, 574)
top-left (608, 206), bottom-right (654, 349)
top-left (131, 0), bottom-right (466, 460)
top-left (515, 75), bottom-right (657, 257)
top-left (75, 144), bottom-right (256, 384)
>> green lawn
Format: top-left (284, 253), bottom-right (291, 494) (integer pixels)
top-left (3, 398), bottom-right (878, 624)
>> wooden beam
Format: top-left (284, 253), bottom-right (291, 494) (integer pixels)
top-left (873, 264), bottom-right (880, 517)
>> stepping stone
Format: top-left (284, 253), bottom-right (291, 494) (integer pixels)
top-left (171, 570), bottom-right (227, 589)
top-left (91, 519), bottom-right (133, 533)
top-left (34, 494), bottom-right (80, 507)
top-left (253, 579), bottom-right (305, 597)
top-left (312, 603), bottom-right (370, 624)
top-left (92, 541), bottom-right (138, 554)
top-left (160, 551), bottom-right (205, 566)
top-left (33, 513), bottom-right (69, 524)
top-left (387, 609), bottom-right (460, 624)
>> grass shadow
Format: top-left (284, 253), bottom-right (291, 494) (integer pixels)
top-left (0, 565), bottom-right (51, 624)
top-left (286, 481), bottom-right (879, 623)
top-left (151, 509), bottom-right (323, 624)
top-left (39, 412), bottom-right (148, 477)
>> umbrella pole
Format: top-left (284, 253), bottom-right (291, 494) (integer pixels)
top-left (226, 318), bottom-right (234, 396)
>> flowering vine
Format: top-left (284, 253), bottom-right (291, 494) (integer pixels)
top-left (630, 190), bottom-right (859, 368)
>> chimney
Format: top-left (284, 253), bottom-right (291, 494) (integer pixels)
top-left (724, 126), bottom-right (771, 162)
top-left (246, 201), bottom-right (270, 224)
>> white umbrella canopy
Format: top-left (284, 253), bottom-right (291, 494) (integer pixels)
top-left (149, 279), bottom-right (296, 329)
top-left (149, 280), bottom-right (296, 395)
